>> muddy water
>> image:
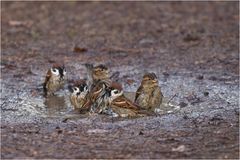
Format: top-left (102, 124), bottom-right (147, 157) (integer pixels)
top-left (1, 69), bottom-right (238, 124)
top-left (1, 77), bottom-right (179, 124)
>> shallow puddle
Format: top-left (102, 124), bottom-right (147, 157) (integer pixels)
top-left (1, 82), bottom-right (181, 124)
top-left (35, 92), bottom-right (179, 120)
top-left (2, 70), bottom-right (238, 125)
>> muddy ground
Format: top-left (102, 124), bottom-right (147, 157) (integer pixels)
top-left (1, 2), bottom-right (239, 159)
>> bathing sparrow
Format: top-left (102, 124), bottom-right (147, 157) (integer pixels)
top-left (135, 73), bottom-right (163, 111)
top-left (106, 82), bottom-right (154, 117)
top-left (43, 64), bottom-right (66, 96)
top-left (88, 80), bottom-right (110, 113)
top-left (85, 63), bottom-right (110, 87)
top-left (85, 64), bottom-right (111, 113)
top-left (69, 79), bottom-right (91, 112)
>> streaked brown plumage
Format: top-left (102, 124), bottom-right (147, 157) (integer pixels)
top-left (88, 80), bottom-right (111, 113)
top-left (106, 82), bottom-right (155, 117)
top-left (69, 80), bottom-right (91, 112)
top-left (135, 72), bottom-right (163, 111)
top-left (43, 64), bottom-right (66, 96)
top-left (85, 64), bottom-right (111, 113)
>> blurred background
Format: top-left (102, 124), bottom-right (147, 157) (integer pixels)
top-left (2, 2), bottom-right (238, 79)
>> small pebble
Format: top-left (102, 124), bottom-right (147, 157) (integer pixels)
top-left (196, 75), bottom-right (204, 80)
top-left (139, 131), bottom-right (144, 135)
top-left (179, 102), bottom-right (188, 108)
top-left (209, 76), bottom-right (217, 81)
top-left (203, 92), bottom-right (209, 96)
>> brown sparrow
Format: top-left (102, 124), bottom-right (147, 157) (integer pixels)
top-left (105, 82), bottom-right (154, 117)
top-left (85, 64), bottom-right (111, 113)
top-left (69, 80), bottom-right (91, 112)
top-left (88, 80), bottom-right (110, 113)
top-left (43, 64), bottom-right (66, 96)
top-left (85, 63), bottom-right (110, 86)
top-left (135, 72), bottom-right (163, 111)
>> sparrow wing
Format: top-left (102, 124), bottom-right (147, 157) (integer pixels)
top-left (150, 86), bottom-right (163, 107)
top-left (43, 69), bottom-right (51, 94)
top-left (90, 82), bottom-right (105, 101)
top-left (111, 104), bottom-right (138, 117)
top-left (82, 98), bottom-right (92, 110)
top-left (44, 70), bottom-right (51, 84)
top-left (134, 85), bottom-right (143, 102)
top-left (112, 95), bottom-right (140, 110)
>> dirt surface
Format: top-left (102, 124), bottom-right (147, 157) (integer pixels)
top-left (1, 2), bottom-right (239, 159)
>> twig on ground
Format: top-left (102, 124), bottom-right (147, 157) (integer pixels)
top-left (167, 93), bottom-right (177, 104)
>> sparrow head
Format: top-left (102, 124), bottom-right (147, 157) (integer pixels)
top-left (50, 64), bottom-right (66, 80)
top-left (69, 80), bottom-right (88, 97)
top-left (106, 82), bottom-right (123, 100)
top-left (92, 64), bottom-right (109, 81)
top-left (141, 72), bottom-right (158, 87)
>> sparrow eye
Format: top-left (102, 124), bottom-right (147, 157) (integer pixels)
top-left (74, 87), bottom-right (78, 91)
top-left (114, 90), bottom-right (119, 94)
top-left (84, 86), bottom-right (88, 91)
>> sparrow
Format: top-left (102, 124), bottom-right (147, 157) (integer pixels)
top-left (85, 63), bottom-right (110, 87)
top-left (85, 64), bottom-right (111, 113)
top-left (69, 79), bottom-right (91, 112)
top-left (135, 72), bottom-right (163, 111)
top-left (43, 64), bottom-right (66, 96)
top-left (105, 82), bottom-right (155, 117)
top-left (88, 80), bottom-right (110, 113)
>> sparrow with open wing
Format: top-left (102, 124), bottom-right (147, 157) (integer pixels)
top-left (85, 64), bottom-right (112, 113)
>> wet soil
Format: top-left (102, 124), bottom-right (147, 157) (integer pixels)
top-left (1, 2), bottom-right (239, 159)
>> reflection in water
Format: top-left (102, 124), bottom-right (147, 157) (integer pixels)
top-left (44, 95), bottom-right (68, 116)
top-left (42, 93), bottom-right (179, 118)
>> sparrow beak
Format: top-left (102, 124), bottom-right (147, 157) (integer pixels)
top-left (152, 79), bottom-right (158, 83)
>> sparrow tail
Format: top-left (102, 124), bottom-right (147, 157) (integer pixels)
top-left (84, 63), bottom-right (94, 70)
top-left (84, 63), bottom-right (94, 86)
top-left (110, 71), bottom-right (120, 82)
top-left (137, 109), bottom-right (157, 116)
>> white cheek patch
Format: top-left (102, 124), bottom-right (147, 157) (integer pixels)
top-left (74, 91), bottom-right (78, 95)
top-left (51, 68), bottom-right (59, 76)
top-left (111, 90), bottom-right (123, 100)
